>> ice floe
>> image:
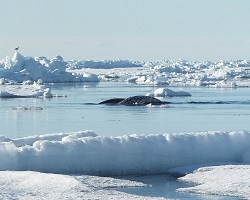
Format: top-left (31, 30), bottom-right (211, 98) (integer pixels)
top-left (0, 171), bottom-right (162, 200)
top-left (0, 130), bottom-right (249, 175)
top-left (177, 165), bottom-right (250, 199)
top-left (0, 130), bottom-right (249, 199)
top-left (147, 88), bottom-right (191, 97)
top-left (0, 82), bottom-right (52, 98)
top-left (1, 52), bottom-right (250, 87)
top-left (0, 52), bottom-right (98, 83)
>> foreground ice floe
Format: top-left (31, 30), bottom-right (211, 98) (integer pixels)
top-left (0, 130), bottom-right (250, 175)
top-left (1, 52), bottom-right (250, 87)
top-left (0, 130), bottom-right (250, 199)
top-left (0, 171), bottom-right (168, 200)
top-left (178, 165), bottom-right (250, 199)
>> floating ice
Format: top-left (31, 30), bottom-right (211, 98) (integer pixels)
top-left (0, 171), bottom-right (162, 200)
top-left (147, 88), bottom-right (191, 97)
top-left (178, 165), bottom-right (250, 199)
top-left (0, 82), bottom-right (52, 98)
top-left (79, 58), bottom-right (250, 87)
top-left (0, 130), bottom-right (250, 175)
top-left (1, 52), bottom-right (250, 87)
top-left (67, 59), bottom-right (141, 69)
top-left (0, 52), bottom-right (99, 83)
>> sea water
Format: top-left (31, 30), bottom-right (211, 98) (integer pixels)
top-left (0, 82), bottom-right (249, 139)
top-left (0, 82), bottom-right (247, 199)
top-left (116, 174), bottom-right (239, 200)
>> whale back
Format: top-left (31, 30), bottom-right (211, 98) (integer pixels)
top-left (99, 98), bottom-right (125, 105)
top-left (118, 96), bottom-right (162, 106)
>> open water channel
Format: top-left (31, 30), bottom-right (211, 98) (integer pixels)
top-left (0, 82), bottom-right (250, 139)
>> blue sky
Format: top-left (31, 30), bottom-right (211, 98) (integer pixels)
top-left (1, 0), bottom-right (250, 61)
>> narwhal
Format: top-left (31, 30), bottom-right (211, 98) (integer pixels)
top-left (99, 96), bottom-right (169, 106)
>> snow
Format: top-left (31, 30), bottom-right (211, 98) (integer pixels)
top-left (0, 130), bottom-right (249, 175)
top-left (0, 52), bottom-right (99, 83)
top-left (177, 165), bottom-right (250, 199)
top-left (0, 171), bottom-right (165, 200)
top-left (0, 130), bottom-right (249, 199)
top-left (147, 88), bottom-right (191, 97)
top-left (0, 82), bottom-right (52, 98)
top-left (67, 59), bottom-right (141, 69)
top-left (1, 52), bottom-right (250, 87)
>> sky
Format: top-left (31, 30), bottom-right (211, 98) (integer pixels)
top-left (1, 0), bottom-right (250, 61)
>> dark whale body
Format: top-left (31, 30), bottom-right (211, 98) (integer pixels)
top-left (99, 98), bottom-right (125, 105)
top-left (99, 96), bottom-right (168, 106)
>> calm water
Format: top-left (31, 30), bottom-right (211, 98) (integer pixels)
top-left (0, 82), bottom-right (250, 139)
top-left (117, 174), bottom-right (239, 200)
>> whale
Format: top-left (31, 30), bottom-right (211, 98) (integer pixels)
top-left (99, 95), bottom-right (169, 106)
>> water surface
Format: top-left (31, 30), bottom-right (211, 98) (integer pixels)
top-left (0, 82), bottom-right (249, 138)
top-left (0, 82), bottom-right (247, 200)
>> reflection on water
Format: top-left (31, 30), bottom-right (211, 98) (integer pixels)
top-left (0, 82), bottom-right (250, 139)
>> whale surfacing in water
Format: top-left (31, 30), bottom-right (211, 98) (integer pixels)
top-left (99, 96), bottom-right (166, 106)
top-left (98, 98), bottom-right (125, 105)
top-left (118, 96), bottom-right (162, 106)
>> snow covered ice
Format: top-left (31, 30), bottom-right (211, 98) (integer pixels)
top-left (1, 52), bottom-right (250, 87)
top-left (0, 52), bottom-right (99, 83)
top-left (0, 130), bottom-right (250, 199)
top-left (0, 171), bottom-right (162, 200)
top-left (147, 88), bottom-right (191, 97)
top-left (0, 130), bottom-right (250, 174)
top-left (178, 165), bottom-right (250, 199)
top-left (0, 82), bottom-right (52, 98)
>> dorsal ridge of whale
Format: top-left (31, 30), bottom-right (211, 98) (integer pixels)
top-left (99, 95), bottom-right (169, 106)
top-left (99, 98), bottom-right (125, 105)
top-left (118, 96), bottom-right (162, 106)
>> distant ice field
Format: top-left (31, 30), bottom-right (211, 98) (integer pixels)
top-left (1, 82), bottom-right (250, 139)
